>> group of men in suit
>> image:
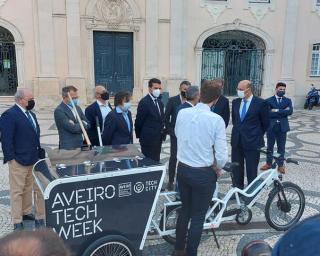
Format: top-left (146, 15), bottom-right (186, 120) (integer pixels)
top-left (0, 77), bottom-right (292, 231)
top-left (165, 79), bottom-right (293, 192)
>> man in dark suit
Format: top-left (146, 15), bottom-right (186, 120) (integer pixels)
top-left (54, 86), bottom-right (89, 150)
top-left (102, 91), bottom-right (133, 145)
top-left (210, 78), bottom-right (230, 128)
top-left (231, 80), bottom-right (269, 189)
top-left (0, 88), bottom-right (45, 230)
top-left (135, 78), bottom-right (166, 162)
top-left (260, 82), bottom-right (293, 173)
top-left (164, 80), bottom-right (191, 190)
top-left (85, 85), bottom-right (112, 146)
top-left (176, 85), bottom-right (200, 114)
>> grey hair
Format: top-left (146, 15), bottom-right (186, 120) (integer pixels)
top-left (186, 86), bottom-right (200, 101)
top-left (62, 86), bottom-right (77, 98)
top-left (14, 89), bottom-right (25, 102)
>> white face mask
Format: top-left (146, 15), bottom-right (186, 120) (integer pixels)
top-left (152, 89), bottom-right (161, 98)
top-left (237, 90), bottom-right (245, 99)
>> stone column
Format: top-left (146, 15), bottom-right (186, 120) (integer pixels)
top-left (145, 0), bottom-right (159, 78)
top-left (34, 0), bottom-right (60, 107)
top-left (280, 0), bottom-right (300, 102)
top-left (65, 0), bottom-right (87, 102)
top-left (37, 0), bottom-right (56, 77)
top-left (167, 0), bottom-right (186, 95)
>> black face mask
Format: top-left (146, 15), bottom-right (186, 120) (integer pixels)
top-left (26, 99), bottom-right (35, 111)
top-left (181, 91), bottom-right (187, 98)
top-left (101, 92), bottom-right (109, 101)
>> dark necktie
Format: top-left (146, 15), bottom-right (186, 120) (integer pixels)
top-left (26, 111), bottom-right (37, 132)
top-left (278, 97), bottom-right (282, 104)
top-left (154, 99), bottom-right (160, 114)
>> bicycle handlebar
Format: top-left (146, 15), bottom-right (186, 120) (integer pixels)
top-left (258, 148), bottom-right (299, 165)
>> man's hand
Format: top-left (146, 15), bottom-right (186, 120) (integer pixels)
top-left (213, 166), bottom-right (222, 177)
top-left (271, 109), bottom-right (279, 112)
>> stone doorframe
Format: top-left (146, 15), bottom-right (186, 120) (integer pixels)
top-left (195, 21), bottom-right (275, 96)
top-left (84, 0), bottom-right (142, 99)
top-left (0, 18), bottom-right (25, 89)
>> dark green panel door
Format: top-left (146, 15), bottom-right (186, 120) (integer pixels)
top-left (94, 31), bottom-right (133, 95)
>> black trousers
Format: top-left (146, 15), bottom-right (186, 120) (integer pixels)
top-left (175, 163), bottom-right (216, 256)
top-left (231, 144), bottom-right (260, 189)
top-left (168, 135), bottom-right (177, 183)
top-left (141, 143), bottom-right (162, 162)
top-left (267, 123), bottom-right (286, 167)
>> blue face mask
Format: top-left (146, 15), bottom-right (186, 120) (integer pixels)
top-left (124, 102), bottom-right (131, 111)
top-left (67, 98), bottom-right (79, 107)
top-left (276, 91), bottom-right (285, 97)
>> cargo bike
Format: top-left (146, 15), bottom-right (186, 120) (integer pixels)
top-left (33, 146), bottom-right (305, 255)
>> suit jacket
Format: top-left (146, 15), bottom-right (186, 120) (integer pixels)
top-left (211, 95), bottom-right (230, 128)
top-left (85, 101), bottom-right (112, 146)
top-left (266, 96), bottom-right (293, 133)
top-left (164, 94), bottom-right (182, 136)
top-left (231, 96), bottom-right (270, 150)
top-left (102, 109), bottom-right (133, 145)
top-left (54, 102), bottom-right (89, 150)
top-left (176, 101), bottom-right (193, 115)
top-left (135, 94), bottom-right (165, 146)
top-left (0, 105), bottom-right (40, 165)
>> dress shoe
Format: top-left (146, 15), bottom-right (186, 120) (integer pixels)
top-left (260, 164), bottom-right (272, 171)
top-left (35, 219), bottom-right (45, 229)
top-left (278, 166), bottom-right (285, 174)
top-left (13, 222), bottom-right (24, 231)
top-left (167, 182), bottom-right (174, 191)
top-left (23, 214), bottom-right (35, 221)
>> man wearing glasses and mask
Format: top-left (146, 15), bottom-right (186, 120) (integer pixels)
top-left (54, 85), bottom-right (89, 150)
top-left (0, 88), bottom-right (45, 230)
top-left (85, 85), bottom-right (113, 146)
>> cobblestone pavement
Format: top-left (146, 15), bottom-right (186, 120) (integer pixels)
top-left (1, 104), bottom-right (320, 255)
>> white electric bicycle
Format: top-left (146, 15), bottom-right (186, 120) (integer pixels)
top-left (151, 149), bottom-right (305, 247)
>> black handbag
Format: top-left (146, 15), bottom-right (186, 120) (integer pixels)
top-left (38, 147), bottom-right (46, 159)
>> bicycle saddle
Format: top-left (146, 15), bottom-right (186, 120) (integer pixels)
top-left (223, 162), bottom-right (239, 173)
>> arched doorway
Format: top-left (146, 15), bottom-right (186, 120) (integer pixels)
top-left (201, 30), bottom-right (265, 96)
top-left (0, 26), bottom-right (17, 95)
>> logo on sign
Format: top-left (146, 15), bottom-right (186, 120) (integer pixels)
top-left (134, 182), bottom-right (144, 193)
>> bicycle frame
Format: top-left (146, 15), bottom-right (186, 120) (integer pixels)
top-left (151, 167), bottom-right (280, 236)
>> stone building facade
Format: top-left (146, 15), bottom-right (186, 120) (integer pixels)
top-left (0, 0), bottom-right (320, 106)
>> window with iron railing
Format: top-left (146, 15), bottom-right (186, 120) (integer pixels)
top-left (311, 44), bottom-right (320, 76)
top-left (317, 0), bottom-right (320, 6)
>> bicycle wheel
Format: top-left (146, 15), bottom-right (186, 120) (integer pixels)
top-left (82, 235), bottom-right (135, 256)
top-left (159, 205), bottom-right (181, 245)
top-left (265, 181), bottom-right (305, 231)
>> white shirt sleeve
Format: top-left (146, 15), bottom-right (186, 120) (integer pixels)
top-left (213, 117), bottom-right (228, 169)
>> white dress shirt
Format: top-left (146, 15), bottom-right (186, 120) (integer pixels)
top-left (239, 94), bottom-right (253, 116)
top-left (97, 100), bottom-right (112, 125)
top-left (175, 102), bottom-right (228, 169)
top-left (148, 93), bottom-right (161, 114)
top-left (16, 103), bottom-right (36, 128)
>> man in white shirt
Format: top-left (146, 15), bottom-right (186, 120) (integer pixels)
top-left (174, 80), bottom-right (228, 256)
top-left (85, 85), bottom-right (113, 146)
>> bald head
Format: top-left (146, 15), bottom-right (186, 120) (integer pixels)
top-left (237, 80), bottom-right (252, 99)
top-left (0, 229), bottom-right (70, 256)
top-left (94, 85), bottom-right (109, 103)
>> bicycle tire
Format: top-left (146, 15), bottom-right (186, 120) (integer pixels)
top-left (265, 181), bottom-right (305, 231)
top-left (159, 205), bottom-right (181, 245)
top-left (82, 235), bottom-right (136, 256)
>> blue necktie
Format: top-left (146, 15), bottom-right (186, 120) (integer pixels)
top-left (240, 100), bottom-right (247, 122)
top-left (122, 112), bottom-right (131, 132)
top-left (26, 111), bottom-right (37, 132)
